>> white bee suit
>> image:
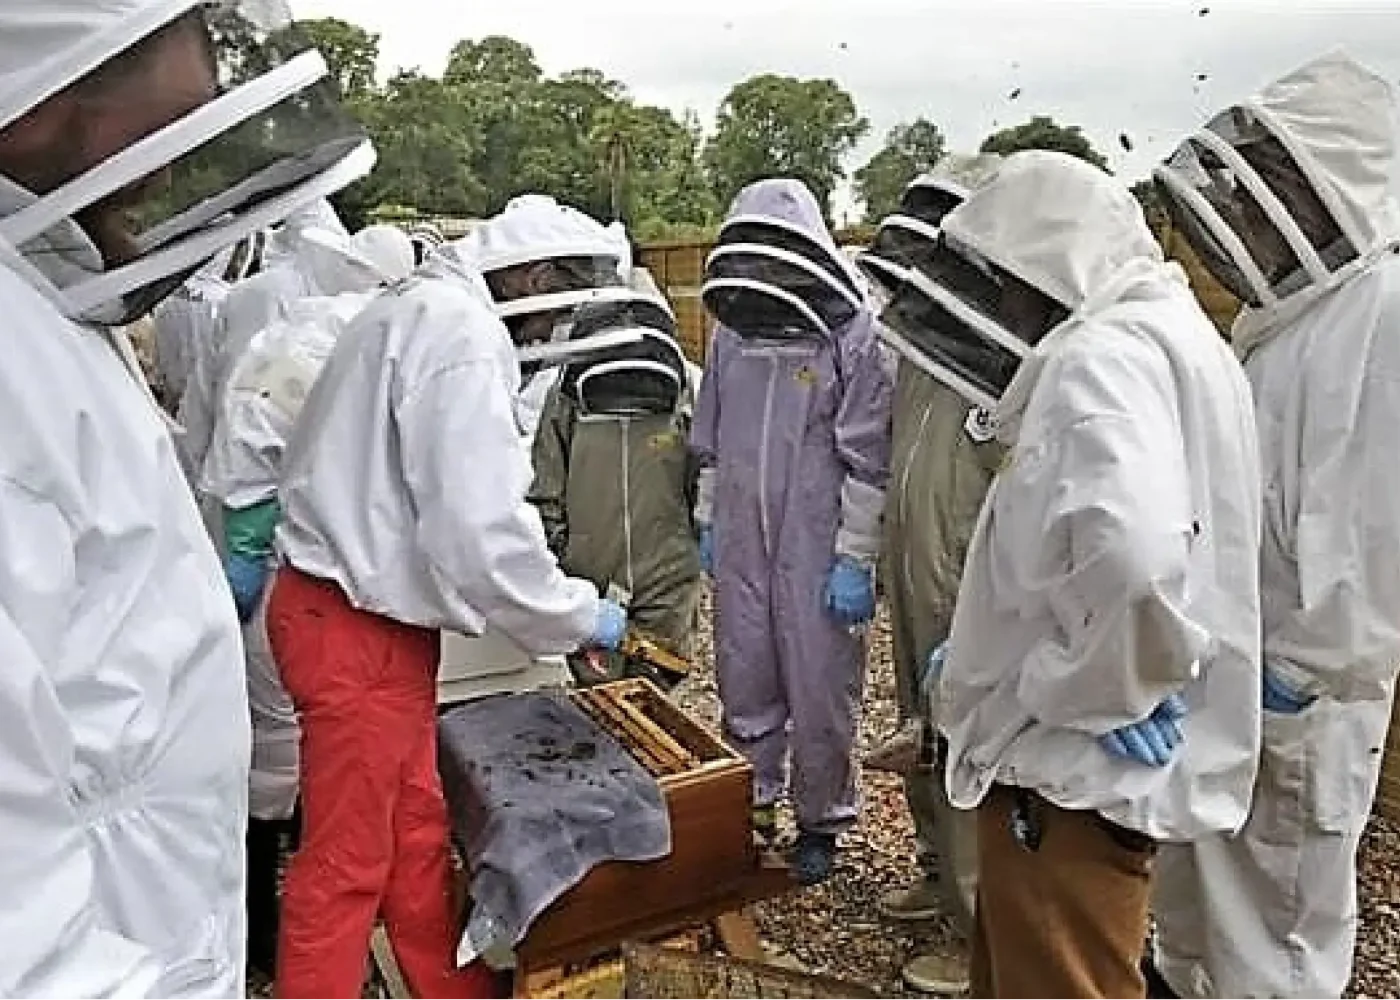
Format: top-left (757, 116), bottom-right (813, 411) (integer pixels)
top-left (1153, 51), bottom-right (1400, 999)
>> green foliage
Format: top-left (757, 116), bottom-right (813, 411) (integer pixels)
top-left (854, 118), bottom-right (947, 223)
top-left (294, 22), bottom-right (872, 234)
top-left (703, 74), bottom-right (869, 219)
top-left (1130, 178), bottom-right (1169, 233)
top-left (296, 17), bottom-right (380, 100)
top-left (979, 115), bottom-right (1110, 172)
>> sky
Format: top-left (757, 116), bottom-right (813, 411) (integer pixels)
top-left (290, 0), bottom-right (1400, 223)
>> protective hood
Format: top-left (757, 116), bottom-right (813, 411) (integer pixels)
top-left (885, 150), bottom-right (1165, 412)
top-left (606, 220), bottom-right (633, 278)
top-left (560, 289), bottom-right (685, 416)
top-left (407, 222), bottom-right (444, 266)
top-left (0, 0), bottom-right (375, 326)
top-left (295, 224), bottom-right (412, 295)
top-left (859, 152), bottom-right (1003, 301)
top-left (1155, 49), bottom-right (1400, 352)
top-left (457, 194), bottom-right (625, 322)
top-left (262, 198), bottom-right (350, 269)
top-left (702, 177), bottom-right (864, 340)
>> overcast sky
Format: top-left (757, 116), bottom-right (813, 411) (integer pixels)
top-left (290, 0), bottom-right (1400, 222)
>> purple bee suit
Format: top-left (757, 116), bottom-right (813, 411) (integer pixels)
top-left (690, 179), bottom-right (893, 834)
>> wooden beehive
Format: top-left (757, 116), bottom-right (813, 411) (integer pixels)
top-left (515, 679), bottom-right (756, 971)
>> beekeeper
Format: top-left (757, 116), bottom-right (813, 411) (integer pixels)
top-left (185, 211), bottom-right (403, 496)
top-left (921, 151), bottom-right (1261, 998)
top-left (0, 0), bottom-right (374, 994)
top-left (1150, 50), bottom-right (1400, 1000)
top-left (151, 234), bottom-right (260, 414)
top-left (692, 177), bottom-right (893, 885)
top-left (267, 234), bottom-right (627, 998)
top-left (467, 193), bottom-right (630, 445)
top-left (177, 202), bottom-right (350, 482)
top-left (530, 289), bottom-right (702, 678)
top-left (202, 230), bottom-right (411, 978)
top-left (437, 194), bottom-right (633, 705)
top-left (856, 155), bottom-right (1002, 996)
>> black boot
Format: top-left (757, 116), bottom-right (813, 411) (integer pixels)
top-left (1141, 955), bottom-right (1180, 999)
top-left (245, 817), bottom-right (283, 978)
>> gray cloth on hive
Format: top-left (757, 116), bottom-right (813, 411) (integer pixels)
top-left (438, 690), bottom-right (672, 964)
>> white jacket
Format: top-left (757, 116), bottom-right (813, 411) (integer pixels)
top-left (276, 248), bottom-right (599, 653)
top-left (0, 264), bottom-right (250, 997)
top-left (938, 152), bottom-right (1263, 841)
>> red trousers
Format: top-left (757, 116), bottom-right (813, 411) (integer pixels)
top-left (266, 566), bottom-right (495, 999)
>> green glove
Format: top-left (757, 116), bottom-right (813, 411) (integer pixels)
top-left (223, 499), bottom-right (282, 561)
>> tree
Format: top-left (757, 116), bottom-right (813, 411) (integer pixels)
top-left (704, 74), bottom-right (869, 219)
top-left (854, 118), bottom-right (947, 223)
top-left (345, 71), bottom-right (488, 220)
top-left (444, 35), bottom-right (541, 88)
top-left (297, 17), bottom-right (380, 101)
top-left (979, 115), bottom-right (1109, 172)
top-left (1130, 178), bottom-right (1169, 233)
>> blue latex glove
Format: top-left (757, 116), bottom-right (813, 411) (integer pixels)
top-left (1262, 668), bottom-right (1315, 714)
top-left (823, 555), bottom-right (877, 627)
top-left (698, 525), bottom-right (715, 575)
top-left (589, 598), bottom-right (628, 651)
top-left (1098, 694), bottom-right (1188, 767)
top-left (225, 551), bottom-right (270, 624)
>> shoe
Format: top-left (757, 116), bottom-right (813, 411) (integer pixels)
top-left (878, 879), bottom-right (944, 922)
top-left (902, 950), bottom-right (971, 995)
top-left (864, 720), bottom-right (924, 775)
top-left (787, 830), bottom-right (838, 886)
top-left (752, 803), bottom-right (779, 847)
top-left (1141, 955), bottom-right (1180, 999)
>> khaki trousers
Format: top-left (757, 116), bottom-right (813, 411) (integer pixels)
top-left (970, 784), bottom-right (1155, 999)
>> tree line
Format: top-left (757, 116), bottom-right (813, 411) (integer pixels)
top-left (300, 18), bottom-right (1124, 237)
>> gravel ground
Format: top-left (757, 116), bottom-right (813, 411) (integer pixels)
top-left (249, 585), bottom-right (1400, 997)
top-left (672, 587), bottom-right (1400, 999)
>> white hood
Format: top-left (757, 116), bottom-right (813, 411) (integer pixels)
top-left (0, 1), bottom-right (375, 325)
top-left (458, 194), bottom-right (623, 274)
top-left (1234, 50), bottom-right (1400, 349)
top-left (943, 150), bottom-right (1163, 316)
top-left (0, 0), bottom-right (196, 131)
top-left (939, 151), bottom-right (1176, 435)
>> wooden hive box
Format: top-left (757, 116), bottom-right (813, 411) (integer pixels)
top-left (514, 679), bottom-right (756, 971)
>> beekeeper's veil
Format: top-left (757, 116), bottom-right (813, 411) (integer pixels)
top-left (702, 178), bottom-right (864, 340)
top-left (460, 194), bottom-right (629, 331)
top-left (1155, 49), bottom-right (1400, 350)
top-left (0, 0), bottom-right (376, 326)
top-left (561, 289), bottom-right (687, 417)
top-left (886, 150), bottom-right (1161, 411)
top-left (859, 153), bottom-right (1003, 306)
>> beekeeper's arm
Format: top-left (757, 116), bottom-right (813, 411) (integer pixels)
top-left (527, 386), bottom-right (577, 559)
top-left (398, 354), bottom-right (601, 656)
top-left (201, 388), bottom-right (287, 618)
top-left (688, 330), bottom-right (730, 528)
top-left (1015, 335), bottom-right (1209, 733)
top-left (832, 318), bottom-right (894, 567)
top-left (0, 484), bottom-right (161, 998)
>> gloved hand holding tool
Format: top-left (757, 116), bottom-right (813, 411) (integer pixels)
top-left (823, 555), bottom-right (877, 627)
top-left (589, 598), bottom-right (629, 651)
top-left (1097, 693), bottom-right (1188, 767)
